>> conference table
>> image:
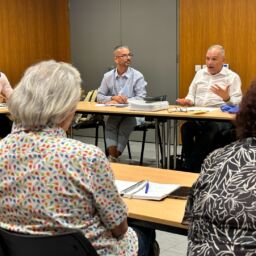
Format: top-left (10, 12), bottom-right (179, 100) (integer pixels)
top-left (76, 101), bottom-right (235, 120)
top-left (0, 102), bottom-right (235, 169)
top-left (76, 102), bottom-right (235, 169)
top-left (111, 163), bottom-right (199, 235)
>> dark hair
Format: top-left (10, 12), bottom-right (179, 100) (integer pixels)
top-left (236, 79), bottom-right (256, 139)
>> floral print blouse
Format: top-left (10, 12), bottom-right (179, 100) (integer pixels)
top-left (0, 125), bottom-right (138, 255)
top-left (184, 137), bottom-right (256, 256)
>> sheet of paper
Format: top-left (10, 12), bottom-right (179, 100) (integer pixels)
top-left (115, 180), bottom-right (136, 193)
top-left (106, 103), bottom-right (128, 107)
top-left (132, 182), bottom-right (180, 200)
top-left (95, 103), bottom-right (128, 107)
top-left (186, 107), bottom-right (218, 112)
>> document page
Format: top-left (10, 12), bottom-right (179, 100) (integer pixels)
top-left (186, 107), bottom-right (218, 112)
top-left (115, 180), bottom-right (180, 200)
top-left (96, 103), bottom-right (128, 107)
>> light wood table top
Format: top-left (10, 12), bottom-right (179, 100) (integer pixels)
top-left (76, 101), bottom-right (235, 121)
top-left (0, 106), bottom-right (8, 114)
top-left (0, 102), bottom-right (235, 121)
top-left (111, 163), bottom-right (199, 232)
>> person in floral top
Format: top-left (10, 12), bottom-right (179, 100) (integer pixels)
top-left (0, 60), bottom-right (156, 255)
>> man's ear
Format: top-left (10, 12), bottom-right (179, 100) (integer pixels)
top-left (114, 57), bottom-right (118, 65)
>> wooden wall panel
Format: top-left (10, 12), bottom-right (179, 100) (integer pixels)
top-left (179, 0), bottom-right (256, 97)
top-left (0, 0), bottom-right (70, 86)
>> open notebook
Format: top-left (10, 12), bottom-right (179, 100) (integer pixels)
top-left (115, 180), bottom-right (180, 200)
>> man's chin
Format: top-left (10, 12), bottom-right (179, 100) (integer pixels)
top-left (208, 67), bottom-right (216, 75)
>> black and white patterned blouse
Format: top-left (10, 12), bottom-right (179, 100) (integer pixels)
top-left (184, 137), bottom-right (256, 256)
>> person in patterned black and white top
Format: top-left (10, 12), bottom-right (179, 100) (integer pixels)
top-left (183, 78), bottom-right (256, 255)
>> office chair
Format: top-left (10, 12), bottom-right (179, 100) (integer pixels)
top-left (179, 122), bottom-right (236, 171)
top-left (72, 89), bottom-right (107, 153)
top-left (127, 95), bottom-right (167, 166)
top-left (127, 121), bottom-right (164, 165)
top-left (0, 227), bottom-right (98, 256)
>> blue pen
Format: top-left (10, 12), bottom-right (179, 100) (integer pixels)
top-left (145, 181), bottom-right (150, 194)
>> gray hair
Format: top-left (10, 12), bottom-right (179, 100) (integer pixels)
top-left (8, 60), bottom-right (82, 129)
top-left (207, 45), bottom-right (225, 57)
top-left (113, 45), bottom-right (130, 56)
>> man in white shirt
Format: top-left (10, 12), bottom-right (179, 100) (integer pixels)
top-left (176, 45), bottom-right (242, 172)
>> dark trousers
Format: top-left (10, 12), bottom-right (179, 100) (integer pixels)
top-left (0, 115), bottom-right (12, 138)
top-left (129, 222), bottom-right (156, 256)
top-left (181, 120), bottom-right (234, 172)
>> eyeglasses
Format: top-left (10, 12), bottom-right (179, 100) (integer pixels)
top-left (175, 107), bottom-right (187, 112)
top-left (168, 107), bottom-right (188, 113)
top-left (116, 53), bottom-right (134, 58)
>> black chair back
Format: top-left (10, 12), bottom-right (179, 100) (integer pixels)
top-left (0, 227), bottom-right (98, 256)
top-left (128, 94), bottom-right (168, 166)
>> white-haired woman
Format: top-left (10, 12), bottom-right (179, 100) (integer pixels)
top-left (0, 60), bottom-right (158, 255)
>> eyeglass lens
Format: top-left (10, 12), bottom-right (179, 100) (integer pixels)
top-left (117, 53), bottom-right (134, 58)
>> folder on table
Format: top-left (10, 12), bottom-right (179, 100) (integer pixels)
top-left (115, 179), bottom-right (180, 200)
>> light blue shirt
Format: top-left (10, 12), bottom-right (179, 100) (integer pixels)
top-left (97, 67), bottom-right (147, 103)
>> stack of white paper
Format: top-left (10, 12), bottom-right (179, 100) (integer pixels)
top-left (128, 100), bottom-right (169, 112)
